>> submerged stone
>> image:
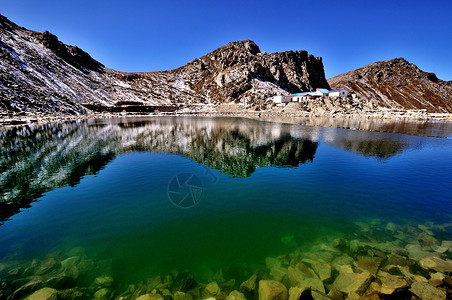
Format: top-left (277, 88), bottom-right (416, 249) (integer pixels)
top-left (333, 270), bottom-right (373, 295)
top-left (26, 287), bottom-right (57, 300)
top-left (288, 287), bottom-right (306, 300)
top-left (310, 290), bottom-right (331, 300)
top-left (376, 271), bottom-right (408, 295)
top-left (258, 280), bottom-right (288, 300)
top-left (95, 275), bottom-right (114, 287)
top-left (410, 281), bottom-right (446, 300)
top-left (35, 258), bottom-right (59, 275)
top-left (301, 259), bottom-right (331, 281)
top-left (204, 282), bottom-right (220, 297)
top-left (239, 274), bottom-right (258, 298)
top-left (225, 290), bottom-right (246, 300)
top-left (136, 294), bottom-right (165, 300)
top-left (419, 256), bottom-right (452, 273)
top-left (94, 288), bottom-right (110, 299)
top-left (173, 291), bottom-right (193, 300)
top-left (429, 272), bottom-right (446, 287)
top-left (356, 257), bottom-right (382, 275)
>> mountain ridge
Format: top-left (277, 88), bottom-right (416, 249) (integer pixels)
top-left (0, 14), bottom-right (450, 116)
top-left (328, 58), bottom-right (452, 113)
top-left (0, 14), bottom-right (328, 115)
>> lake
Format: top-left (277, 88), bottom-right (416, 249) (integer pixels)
top-left (0, 116), bottom-right (451, 299)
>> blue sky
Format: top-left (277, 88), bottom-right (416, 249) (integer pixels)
top-left (1, 0), bottom-right (451, 80)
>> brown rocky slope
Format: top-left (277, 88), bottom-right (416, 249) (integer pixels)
top-left (328, 58), bottom-right (452, 113)
top-left (0, 14), bottom-right (329, 115)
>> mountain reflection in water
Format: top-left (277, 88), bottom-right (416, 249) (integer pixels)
top-left (0, 116), bottom-right (450, 224)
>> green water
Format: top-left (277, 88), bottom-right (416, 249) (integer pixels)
top-left (0, 116), bottom-right (452, 295)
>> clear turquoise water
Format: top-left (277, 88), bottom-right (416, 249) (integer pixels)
top-left (0, 116), bottom-right (451, 288)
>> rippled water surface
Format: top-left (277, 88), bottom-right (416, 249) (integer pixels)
top-left (0, 116), bottom-right (452, 295)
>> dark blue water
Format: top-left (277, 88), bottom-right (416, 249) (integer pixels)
top-left (0, 116), bottom-right (451, 288)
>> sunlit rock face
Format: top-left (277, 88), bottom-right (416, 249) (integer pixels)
top-left (328, 58), bottom-right (452, 113)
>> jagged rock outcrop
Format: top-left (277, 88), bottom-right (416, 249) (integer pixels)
top-left (0, 14), bottom-right (329, 115)
top-left (328, 58), bottom-right (452, 113)
top-left (169, 40), bottom-right (330, 105)
top-left (39, 30), bottom-right (104, 73)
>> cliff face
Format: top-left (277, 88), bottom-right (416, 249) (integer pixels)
top-left (328, 58), bottom-right (452, 113)
top-left (0, 15), bottom-right (329, 115)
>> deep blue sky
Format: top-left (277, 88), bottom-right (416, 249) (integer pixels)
top-left (2, 0), bottom-right (451, 80)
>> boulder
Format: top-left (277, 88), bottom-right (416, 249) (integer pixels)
top-left (95, 275), bottom-right (114, 287)
top-left (136, 294), bottom-right (165, 300)
top-left (173, 291), bottom-right (193, 300)
top-left (35, 258), bottom-right (59, 275)
top-left (333, 270), bottom-right (373, 295)
top-left (441, 240), bottom-right (452, 252)
top-left (94, 288), bottom-right (110, 299)
top-left (376, 271), bottom-right (408, 295)
top-left (356, 257), bottom-right (382, 275)
top-left (419, 256), bottom-right (452, 273)
top-left (226, 290), bottom-right (246, 300)
top-left (204, 282), bottom-right (220, 297)
top-left (240, 274), bottom-right (258, 298)
top-left (26, 287), bottom-right (58, 300)
top-left (301, 259), bottom-right (331, 281)
top-left (311, 290), bottom-right (332, 300)
top-left (259, 280), bottom-right (288, 300)
top-left (409, 281), bottom-right (446, 300)
top-left (429, 272), bottom-right (446, 287)
top-left (288, 287), bottom-right (306, 300)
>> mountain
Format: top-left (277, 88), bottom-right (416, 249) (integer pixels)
top-left (0, 14), bottom-right (329, 115)
top-left (328, 58), bottom-right (452, 113)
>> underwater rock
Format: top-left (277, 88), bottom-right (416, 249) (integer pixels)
top-left (405, 244), bottom-right (438, 261)
top-left (204, 282), bottom-right (220, 297)
top-left (239, 273), bottom-right (258, 298)
top-left (267, 257), bottom-right (288, 281)
top-left (93, 287), bottom-right (110, 299)
top-left (214, 270), bottom-right (226, 283)
top-left (258, 280), bottom-right (288, 300)
top-left (174, 273), bottom-right (197, 293)
top-left (356, 257), bottom-right (382, 275)
top-left (376, 271), bottom-right (408, 295)
top-left (310, 290), bottom-right (332, 300)
top-left (35, 258), bottom-right (59, 275)
top-left (294, 278), bottom-right (325, 294)
top-left (429, 272), bottom-right (446, 287)
top-left (95, 275), bottom-right (114, 287)
top-left (287, 287), bottom-right (305, 300)
top-left (60, 256), bottom-right (81, 279)
top-left (25, 287), bottom-right (57, 300)
top-left (221, 278), bottom-right (236, 291)
top-left (225, 290), bottom-right (246, 300)
top-left (173, 291), bottom-right (193, 300)
top-left (136, 294), bottom-right (165, 300)
top-left (146, 276), bottom-right (162, 293)
top-left (332, 270), bottom-right (373, 295)
top-left (301, 259), bottom-right (331, 281)
top-left (419, 256), bottom-right (452, 273)
top-left (441, 240), bottom-right (452, 252)
top-left (410, 281), bottom-right (446, 300)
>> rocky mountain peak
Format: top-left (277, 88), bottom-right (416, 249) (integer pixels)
top-left (328, 58), bottom-right (452, 112)
top-left (39, 30), bottom-right (104, 73)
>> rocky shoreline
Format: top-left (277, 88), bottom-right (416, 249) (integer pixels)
top-left (0, 219), bottom-right (451, 299)
top-left (1, 106), bottom-right (452, 126)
